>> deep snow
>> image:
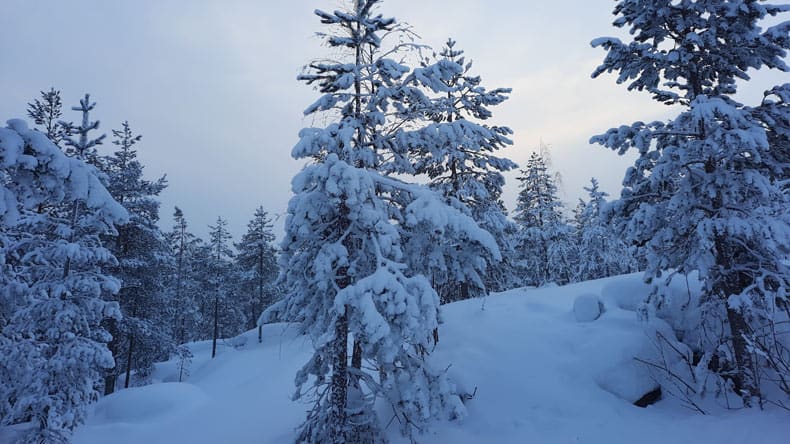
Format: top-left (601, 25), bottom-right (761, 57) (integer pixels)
top-left (68, 273), bottom-right (789, 444)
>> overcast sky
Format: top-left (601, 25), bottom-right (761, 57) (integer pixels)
top-left (1, 1), bottom-right (785, 239)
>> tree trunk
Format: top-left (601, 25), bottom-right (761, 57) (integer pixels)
top-left (103, 318), bottom-right (119, 395)
top-left (124, 334), bottom-right (134, 389)
top-left (715, 236), bottom-right (759, 405)
top-left (726, 306), bottom-right (758, 405)
top-left (329, 310), bottom-right (349, 444)
top-left (212, 295), bottom-right (219, 359)
top-left (352, 338), bottom-right (362, 371)
top-left (460, 282), bottom-right (470, 300)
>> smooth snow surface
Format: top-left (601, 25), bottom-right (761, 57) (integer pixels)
top-left (73, 273), bottom-right (790, 444)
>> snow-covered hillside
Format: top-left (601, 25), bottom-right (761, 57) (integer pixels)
top-left (67, 273), bottom-right (789, 444)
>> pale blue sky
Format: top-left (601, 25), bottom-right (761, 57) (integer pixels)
top-left (1, 1), bottom-right (785, 238)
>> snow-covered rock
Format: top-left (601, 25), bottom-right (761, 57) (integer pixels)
top-left (573, 293), bottom-right (603, 322)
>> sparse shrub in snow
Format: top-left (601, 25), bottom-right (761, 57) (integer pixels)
top-left (175, 345), bottom-right (193, 383)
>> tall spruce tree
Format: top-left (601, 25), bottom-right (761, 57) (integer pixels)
top-left (0, 119), bottom-right (127, 443)
top-left (235, 206), bottom-right (278, 342)
top-left (100, 121), bottom-right (171, 393)
top-left (514, 150), bottom-right (576, 286)
top-left (270, 1), bottom-right (496, 441)
top-left (207, 217), bottom-right (233, 359)
top-left (166, 207), bottom-right (203, 345)
top-left (591, 0), bottom-right (789, 405)
top-left (573, 178), bottom-right (636, 281)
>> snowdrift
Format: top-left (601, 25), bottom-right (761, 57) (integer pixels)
top-left (71, 273), bottom-right (789, 444)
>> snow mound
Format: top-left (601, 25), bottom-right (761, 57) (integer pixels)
top-left (600, 274), bottom-right (648, 311)
top-left (90, 383), bottom-right (209, 424)
top-left (596, 359), bottom-right (658, 404)
top-left (573, 293), bottom-right (603, 322)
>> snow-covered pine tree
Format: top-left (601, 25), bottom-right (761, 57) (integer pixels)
top-left (514, 150), bottom-right (576, 286)
top-left (403, 38), bottom-right (519, 301)
top-left (190, 240), bottom-right (216, 341)
top-left (235, 206), bottom-right (278, 342)
top-left (0, 119), bottom-right (127, 443)
top-left (207, 216), bottom-right (233, 359)
top-left (100, 121), bottom-right (172, 393)
top-left (26, 88), bottom-right (70, 147)
top-left (166, 206), bottom-right (203, 345)
top-left (573, 178), bottom-right (636, 281)
top-left (271, 1), bottom-right (497, 441)
top-left (591, 0), bottom-right (789, 406)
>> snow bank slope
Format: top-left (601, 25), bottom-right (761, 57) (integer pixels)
top-left (73, 273), bottom-right (789, 444)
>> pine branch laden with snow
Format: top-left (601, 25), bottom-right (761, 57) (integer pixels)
top-left (276, 1), bottom-right (500, 441)
top-left (0, 118), bottom-right (128, 443)
top-left (591, 0), bottom-right (790, 407)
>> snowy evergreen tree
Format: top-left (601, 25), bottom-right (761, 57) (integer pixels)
top-left (189, 240), bottom-right (218, 342)
top-left (591, 0), bottom-right (789, 405)
top-left (100, 121), bottom-right (172, 393)
top-left (166, 206), bottom-right (203, 345)
top-left (403, 38), bottom-right (519, 301)
top-left (514, 151), bottom-right (576, 286)
top-left (573, 178), bottom-right (636, 281)
top-left (26, 88), bottom-right (70, 147)
top-left (0, 119), bottom-right (127, 443)
top-left (235, 206), bottom-right (278, 342)
top-left (270, 1), bottom-right (497, 441)
top-left (207, 216), bottom-right (234, 359)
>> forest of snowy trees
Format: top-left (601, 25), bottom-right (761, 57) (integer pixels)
top-left (0, 0), bottom-right (788, 443)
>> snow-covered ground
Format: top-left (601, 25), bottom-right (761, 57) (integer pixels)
top-left (70, 273), bottom-right (789, 444)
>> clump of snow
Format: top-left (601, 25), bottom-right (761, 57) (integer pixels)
top-left (573, 293), bottom-right (604, 322)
